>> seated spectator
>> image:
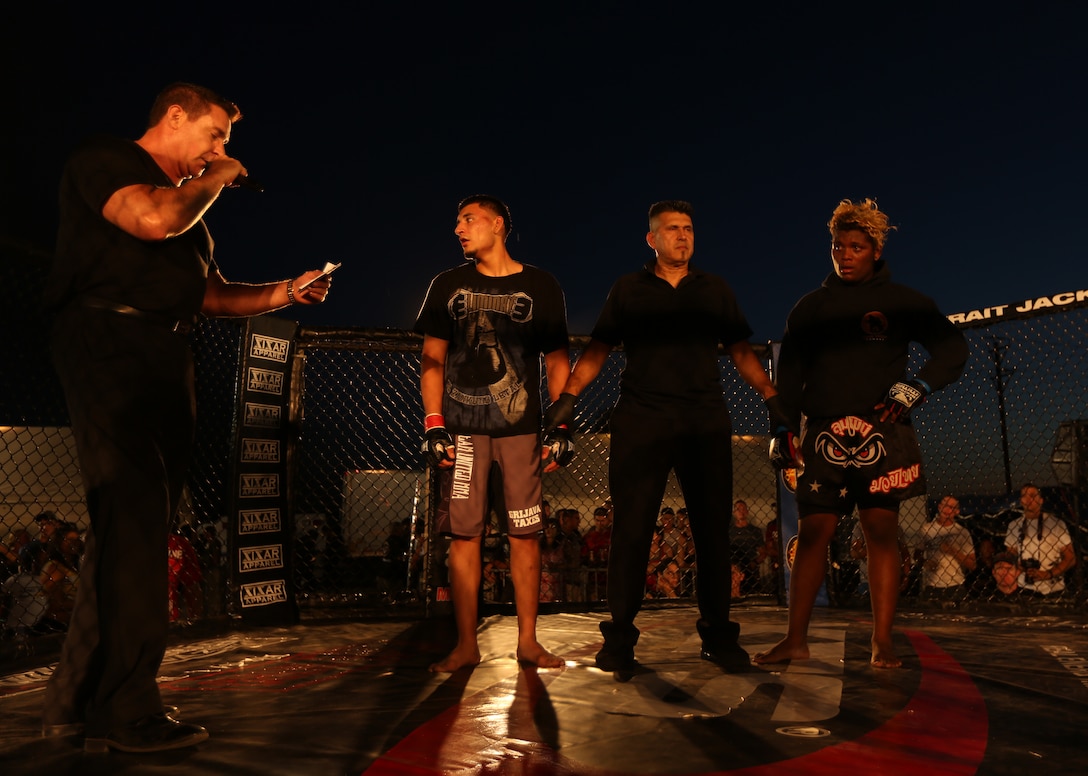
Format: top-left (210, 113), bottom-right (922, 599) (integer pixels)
top-left (729, 500), bottom-right (764, 597)
top-left (0, 529), bottom-right (31, 581)
top-left (39, 523), bottom-right (83, 627)
top-left (539, 518), bottom-right (564, 602)
top-left (168, 526), bottom-right (203, 623)
top-left (658, 507), bottom-right (691, 567)
top-left (2, 542), bottom-right (52, 636)
top-left (989, 552), bottom-right (1024, 598)
top-left (581, 506), bottom-right (612, 599)
top-left (644, 527), bottom-right (673, 598)
top-left (558, 509), bottom-right (585, 602)
top-left (851, 520), bottom-right (913, 598)
top-left (654, 560), bottom-right (685, 599)
top-left (481, 521), bottom-right (511, 603)
top-left (34, 511), bottom-right (64, 547)
top-left (1003, 483), bottom-right (1075, 597)
top-left (921, 495), bottom-right (976, 602)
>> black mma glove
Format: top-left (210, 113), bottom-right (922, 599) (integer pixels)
top-left (422, 416), bottom-right (456, 467)
top-left (764, 395), bottom-right (792, 434)
top-left (876, 379), bottom-right (930, 423)
top-left (769, 428), bottom-right (798, 470)
top-left (542, 392), bottom-right (576, 432)
top-left (765, 395), bottom-right (799, 469)
top-left (542, 425), bottom-right (574, 467)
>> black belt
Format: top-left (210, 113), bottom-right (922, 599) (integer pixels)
top-left (80, 296), bottom-right (197, 336)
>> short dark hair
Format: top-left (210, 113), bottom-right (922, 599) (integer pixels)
top-left (648, 200), bottom-right (694, 229)
top-left (148, 82), bottom-right (242, 128)
top-left (458, 194), bottom-right (513, 238)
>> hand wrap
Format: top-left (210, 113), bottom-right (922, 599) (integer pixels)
top-left (543, 392), bottom-right (576, 432)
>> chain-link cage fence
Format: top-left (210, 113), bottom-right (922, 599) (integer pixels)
top-left (3, 238), bottom-right (1086, 665)
top-left (287, 333), bottom-right (782, 616)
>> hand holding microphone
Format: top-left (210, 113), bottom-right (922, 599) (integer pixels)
top-left (233, 174), bottom-right (264, 192)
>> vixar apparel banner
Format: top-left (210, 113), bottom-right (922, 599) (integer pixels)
top-left (228, 314), bottom-right (299, 624)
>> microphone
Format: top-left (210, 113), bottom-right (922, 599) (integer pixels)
top-left (234, 174), bottom-right (265, 193)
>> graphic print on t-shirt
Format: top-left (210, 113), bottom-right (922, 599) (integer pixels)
top-left (445, 287), bottom-right (532, 431)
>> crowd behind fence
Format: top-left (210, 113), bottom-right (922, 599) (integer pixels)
top-left (2, 245), bottom-right (1086, 663)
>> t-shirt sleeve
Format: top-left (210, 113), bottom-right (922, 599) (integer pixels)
top-left (717, 279), bottom-right (754, 348)
top-left (68, 136), bottom-right (156, 216)
top-left (413, 272), bottom-right (452, 340)
top-left (589, 279), bottom-right (624, 346)
top-left (536, 270), bottom-right (570, 354)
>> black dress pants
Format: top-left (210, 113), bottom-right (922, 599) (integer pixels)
top-left (43, 309), bottom-right (196, 735)
top-left (605, 396), bottom-right (738, 644)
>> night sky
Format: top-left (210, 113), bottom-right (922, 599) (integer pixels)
top-left (4, 4), bottom-right (1086, 341)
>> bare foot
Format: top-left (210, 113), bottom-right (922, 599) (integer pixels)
top-left (429, 647), bottom-right (481, 673)
top-left (870, 638), bottom-right (901, 669)
top-left (516, 643), bottom-right (564, 669)
top-left (752, 639), bottom-right (809, 665)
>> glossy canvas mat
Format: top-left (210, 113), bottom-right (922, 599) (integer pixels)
top-left (1, 606), bottom-right (1086, 775)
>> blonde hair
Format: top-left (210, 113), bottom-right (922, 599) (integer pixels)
top-left (828, 198), bottom-right (896, 250)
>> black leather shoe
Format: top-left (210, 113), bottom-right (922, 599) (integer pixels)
top-left (42, 705), bottom-right (179, 739)
top-left (594, 645), bottom-right (637, 672)
top-left (42, 721), bottom-right (83, 738)
top-left (700, 642), bottom-right (752, 672)
top-left (84, 713), bottom-right (208, 754)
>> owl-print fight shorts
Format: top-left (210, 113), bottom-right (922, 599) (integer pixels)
top-left (795, 413), bottom-right (927, 518)
top-left (435, 432), bottom-right (544, 538)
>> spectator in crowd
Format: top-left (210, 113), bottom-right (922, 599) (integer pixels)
top-left (1003, 484), bottom-right (1075, 597)
top-left (654, 559), bottom-right (685, 599)
top-left (849, 519), bottom-right (913, 599)
top-left (539, 518), bottom-right (565, 602)
top-left (0, 528), bottom-right (32, 581)
top-left (658, 507), bottom-right (691, 573)
top-left (39, 523), bottom-right (83, 628)
top-left (582, 506), bottom-right (613, 567)
top-left (674, 508), bottom-right (697, 566)
top-left (480, 519), bottom-right (512, 603)
top-left (921, 495), bottom-right (976, 602)
top-left (729, 500), bottom-right (764, 598)
top-left (582, 506), bottom-right (613, 600)
top-left (2, 542), bottom-right (52, 636)
top-left (167, 526), bottom-right (202, 623)
top-left (35, 511), bottom-right (64, 548)
top-left (558, 509), bottom-right (586, 602)
top-left (988, 552), bottom-right (1025, 599)
top-left (644, 527), bottom-right (673, 598)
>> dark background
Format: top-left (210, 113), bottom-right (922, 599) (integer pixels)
top-left (3, 3), bottom-right (1086, 339)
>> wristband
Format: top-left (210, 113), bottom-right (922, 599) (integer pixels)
top-left (286, 278), bottom-right (297, 305)
top-left (424, 413), bottom-right (445, 431)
